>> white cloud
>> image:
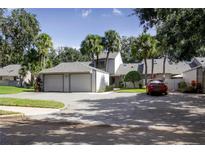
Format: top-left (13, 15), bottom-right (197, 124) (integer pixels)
top-left (112, 8), bottom-right (122, 16)
top-left (81, 9), bottom-right (92, 17)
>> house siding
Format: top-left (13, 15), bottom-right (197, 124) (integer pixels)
top-left (96, 71), bottom-right (109, 92)
top-left (183, 69), bottom-right (197, 85)
top-left (114, 52), bottom-right (123, 74)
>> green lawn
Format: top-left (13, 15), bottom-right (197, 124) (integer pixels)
top-left (0, 86), bottom-right (34, 94)
top-left (0, 109), bottom-right (20, 115)
top-left (0, 98), bottom-right (64, 109)
top-left (115, 88), bottom-right (146, 93)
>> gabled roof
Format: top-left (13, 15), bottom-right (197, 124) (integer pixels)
top-left (40, 62), bottom-right (109, 74)
top-left (0, 64), bottom-right (21, 77)
top-left (142, 58), bottom-right (191, 75)
top-left (115, 63), bottom-right (139, 76)
top-left (96, 52), bottom-right (119, 59)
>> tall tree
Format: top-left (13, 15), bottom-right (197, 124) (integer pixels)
top-left (19, 65), bottom-right (28, 87)
top-left (103, 30), bottom-right (121, 71)
top-left (133, 8), bottom-right (205, 61)
top-left (80, 34), bottom-right (104, 68)
top-left (0, 9), bottom-right (7, 67)
top-left (35, 33), bottom-right (53, 69)
top-left (149, 37), bottom-right (158, 79)
top-left (23, 48), bottom-right (41, 85)
top-left (56, 47), bottom-right (90, 63)
top-left (1, 9), bottom-right (40, 65)
top-left (132, 33), bottom-right (156, 85)
top-left (121, 36), bottom-right (138, 63)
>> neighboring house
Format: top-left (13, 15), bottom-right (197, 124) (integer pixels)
top-left (142, 58), bottom-right (191, 90)
top-left (93, 52), bottom-right (191, 89)
top-left (183, 57), bottom-right (205, 93)
top-left (144, 58), bottom-right (191, 79)
top-left (0, 64), bottom-right (31, 86)
top-left (39, 62), bottom-right (109, 92)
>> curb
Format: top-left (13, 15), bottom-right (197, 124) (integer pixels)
top-left (0, 113), bottom-right (26, 121)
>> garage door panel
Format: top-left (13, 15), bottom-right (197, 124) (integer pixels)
top-left (44, 75), bottom-right (63, 92)
top-left (70, 74), bottom-right (91, 92)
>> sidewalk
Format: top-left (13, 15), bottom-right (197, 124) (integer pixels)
top-left (0, 106), bottom-right (60, 116)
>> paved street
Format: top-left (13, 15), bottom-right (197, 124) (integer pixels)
top-left (0, 92), bottom-right (205, 144)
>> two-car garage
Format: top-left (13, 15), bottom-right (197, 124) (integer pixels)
top-left (40, 62), bottom-right (109, 92)
top-left (44, 74), bottom-right (92, 92)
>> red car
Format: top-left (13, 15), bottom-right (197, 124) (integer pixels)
top-left (146, 80), bottom-right (168, 95)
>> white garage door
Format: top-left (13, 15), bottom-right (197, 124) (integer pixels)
top-left (44, 75), bottom-right (63, 92)
top-left (70, 74), bottom-right (92, 92)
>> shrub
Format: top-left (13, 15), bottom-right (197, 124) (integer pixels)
top-left (178, 81), bottom-right (187, 92)
top-left (105, 85), bottom-right (114, 91)
top-left (119, 81), bottom-right (124, 88)
top-left (34, 77), bottom-right (42, 92)
top-left (191, 80), bottom-right (196, 87)
top-left (124, 71), bottom-right (141, 88)
top-left (139, 83), bottom-right (143, 89)
top-left (196, 82), bottom-right (203, 93)
top-left (186, 86), bottom-right (195, 93)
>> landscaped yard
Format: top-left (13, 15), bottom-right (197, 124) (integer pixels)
top-left (0, 86), bottom-right (34, 94)
top-left (0, 109), bottom-right (20, 115)
top-left (115, 88), bottom-right (146, 93)
top-left (0, 98), bottom-right (64, 109)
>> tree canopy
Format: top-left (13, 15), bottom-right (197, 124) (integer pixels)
top-left (133, 8), bottom-right (205, 62)
top-left (102, 30), bottom-right (121, 70)
top-left (80, 34), bottom-right (104, 67)
top-left (124, 71), bottom-right (141, 88)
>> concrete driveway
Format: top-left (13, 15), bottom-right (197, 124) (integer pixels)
top-left (1, 92), bottom-right (205, 144)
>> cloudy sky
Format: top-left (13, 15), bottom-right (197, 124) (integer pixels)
top-left (26, 8), bottom-right (156, 49)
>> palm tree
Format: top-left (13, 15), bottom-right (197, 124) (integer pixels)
top-left (157, 32), bottom-right (170, 81)
top-left (19, 65), bottom-right (27, 87)
top-left (80, 34), bottom-right (104, 68)
top-left (132, 33), bottom-right (157, 85)
top-left (149, 37), bottom-right (158, 79)
top-left (103, 30), bottom-right (121, 71)
top-left (35, 33), bottom-right (53, 69)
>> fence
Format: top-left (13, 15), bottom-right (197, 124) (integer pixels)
top-left (164, 78), bottom-right (183, 91)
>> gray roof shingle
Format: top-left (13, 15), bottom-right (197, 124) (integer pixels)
top-left (0, 64), bottom-right (21, 77)
top-left (115, 63), bottom-right (139, 76)
top-left (143, 58), bottom-right (191, 75)
top-left (40, 62), bottom-right (109, 74)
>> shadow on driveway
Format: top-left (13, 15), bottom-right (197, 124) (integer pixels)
top-left (0, 93), bottom-right (205, 144)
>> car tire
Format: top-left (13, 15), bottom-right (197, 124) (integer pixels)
top-left (164, 92), bottom-right (168, 95)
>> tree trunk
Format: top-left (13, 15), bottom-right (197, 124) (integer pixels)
top-left (105, 51), bottom-right (110, 72)
top-left (144, 58), bottom-right (148, 85)
top-left (151, 58), bottom-right (154, 79)
top-left (40, 55), bottom-right (43, 69)
top-left (43, 56), bottom-right (46, 69)
top-left (163, 56), bottom-right (167, 81)
top-left (133, 81), bottom-right (135, 88)
top-left (20, 76), bottom-right (23, 87)
top-left (91, 53), bottom-right (95, 67)
top-left (96, 54), bottom-right (99, 68)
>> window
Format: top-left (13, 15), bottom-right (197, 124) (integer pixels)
top-left (0, 77), bottom-right (2, 80)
